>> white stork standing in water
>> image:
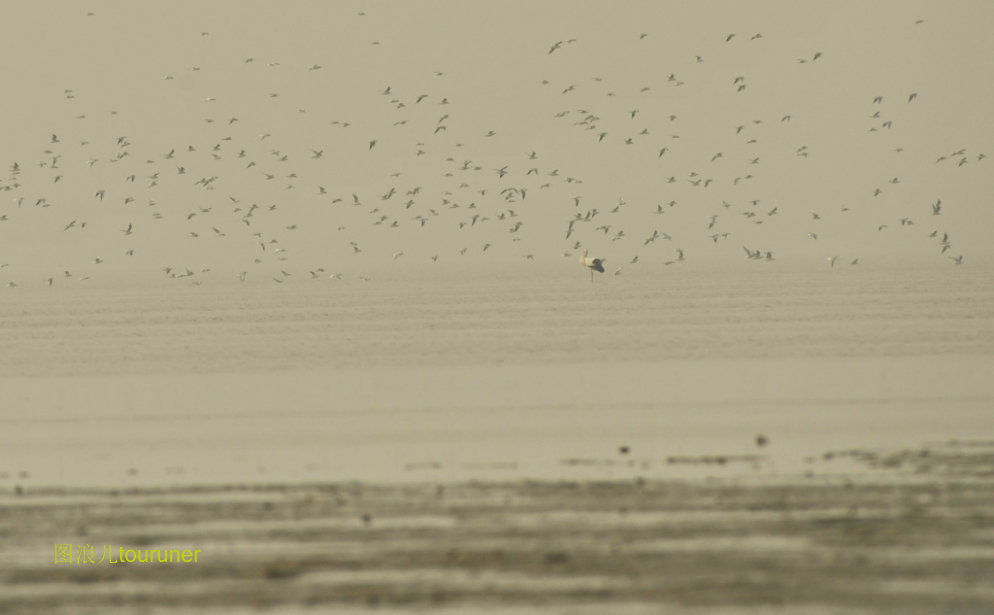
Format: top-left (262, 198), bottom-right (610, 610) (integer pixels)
top-left (579, 249), bottom-right (605, 281)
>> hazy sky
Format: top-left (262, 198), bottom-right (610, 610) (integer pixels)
top-left (1, 1), bottom-right (992, 282)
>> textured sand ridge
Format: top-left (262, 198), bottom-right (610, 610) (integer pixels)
top-left (3, 440), bottom-right (994, 614)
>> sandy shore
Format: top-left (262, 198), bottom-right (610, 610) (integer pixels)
top-left (2, 355), bottom-right (993, 487)
top-left (2, 355), bottom-right (993, 613)
top-left (2, 270), bottom-right (993, 612)
top-left (3, 438), bottom-right (994, 614)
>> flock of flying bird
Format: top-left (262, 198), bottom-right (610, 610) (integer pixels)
top-left (0, 9), bottom-right (982, 288)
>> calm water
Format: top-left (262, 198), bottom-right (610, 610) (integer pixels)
top-left (2, 263), bottom-right (991, 378)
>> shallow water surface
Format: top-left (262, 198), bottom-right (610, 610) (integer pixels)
top-left (2, 264), bottom-right (991, 377)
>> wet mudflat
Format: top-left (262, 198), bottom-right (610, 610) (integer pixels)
top-left (1, 267), bottom-right (992, 613)
top-left (2, 440), bottom-right (993, 614)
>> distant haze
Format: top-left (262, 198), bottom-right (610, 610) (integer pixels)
top-left (1, 1), bottom-right (992, 284)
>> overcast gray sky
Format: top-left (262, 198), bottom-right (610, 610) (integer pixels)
top-left (1, 1), bottom-right (991, 281)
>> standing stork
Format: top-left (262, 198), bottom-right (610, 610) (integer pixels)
top-left (579, 249), bottom-right (605, 281)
